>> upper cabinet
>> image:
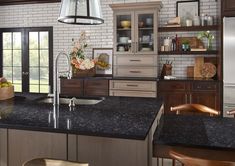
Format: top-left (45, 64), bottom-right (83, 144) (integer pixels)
top-left (0, 0), bottom-right (59, 5)
top-left (222, 0), bottom-right (235, 16)
top-left (114, 9), bottom-right (158, 55)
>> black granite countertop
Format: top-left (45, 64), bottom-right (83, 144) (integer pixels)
top-left (0, 95), bottom-right (162, 140)
top-left (154, 115), bottom-right (235, 150)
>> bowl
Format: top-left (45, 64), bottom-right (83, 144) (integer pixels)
top-left (121, 21), bottom-right (131, 29)
top-left (119, 37), bottom-right (129, 43)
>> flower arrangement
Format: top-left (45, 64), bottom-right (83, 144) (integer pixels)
top-left (197, 31), bottom-right (214, 50)
top-left (70, 31), bottom-right (95, 71)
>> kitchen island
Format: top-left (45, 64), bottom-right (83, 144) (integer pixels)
top-left (153, 114), bottom-right (235, 164)
top-left (0, 94), bottom-right (163, 166)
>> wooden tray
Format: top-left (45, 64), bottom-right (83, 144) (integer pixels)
top-left (0, 86), bottom-right (14, 100)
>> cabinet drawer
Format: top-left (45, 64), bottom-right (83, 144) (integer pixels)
top-left (114, 55), bottom-right (157, 66)
top-left (192, 82), bottom-right (217, 91)
top-left (158, 81), bottom-right (189, 91)
top-left (109, 90), bottom-right (156, 98)
top-left (114, 67), bottom-right (157, 77)
top-left (84, 80), bottom-right (109, 89)
top-left (110, 80), bottom-right (156, 91)
top-left (84, 89), bottom-right (108, 97)
top-left (60, 79), bottom-right (83, 88)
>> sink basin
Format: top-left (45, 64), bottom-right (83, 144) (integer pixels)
top-left (37, 97), bottom-right (104, 105)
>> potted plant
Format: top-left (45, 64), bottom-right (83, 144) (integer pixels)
top-left (181, 39), bottom-right (190, 51)
top-left (197, 31), bottom-right (214, 51)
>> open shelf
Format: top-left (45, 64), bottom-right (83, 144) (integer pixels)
top-left (158, 50), bottom-right (218, 55)
top-left (158, 25), bottom-right (219, 32)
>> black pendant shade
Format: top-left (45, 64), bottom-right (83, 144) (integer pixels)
top-left (58, 0), bottom-right (104, 25)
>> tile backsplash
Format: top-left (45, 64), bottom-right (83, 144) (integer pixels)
top-left (0, 0), bottom-right (219, 77)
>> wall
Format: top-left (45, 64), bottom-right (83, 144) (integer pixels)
top-left (0, 0), bottom-right (219, 77)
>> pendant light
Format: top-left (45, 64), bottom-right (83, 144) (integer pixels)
top-left (58, 0), bottom-right (104, 25)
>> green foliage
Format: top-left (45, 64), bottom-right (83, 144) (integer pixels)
top-left (197, 31), bottom-right (214, 40)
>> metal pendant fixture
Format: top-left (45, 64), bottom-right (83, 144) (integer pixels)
top-left (58, 0), bottom-right (104, 25)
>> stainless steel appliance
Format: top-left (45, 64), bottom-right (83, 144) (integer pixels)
top-left (223, 17), bottom-right (235, 117)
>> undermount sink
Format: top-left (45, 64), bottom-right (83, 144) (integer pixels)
top-left (37, 97), bottom-right (104, 105)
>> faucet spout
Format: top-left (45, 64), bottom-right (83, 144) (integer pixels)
top-left (53, 51), bottom-right (71, 106)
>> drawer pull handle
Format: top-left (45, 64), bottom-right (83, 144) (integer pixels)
top-left (129, 60), bottom-right (141, 62)
top-left (129, 71), bottom-right (141, 73)
top-left (126, 84), bottom-right (138, 87)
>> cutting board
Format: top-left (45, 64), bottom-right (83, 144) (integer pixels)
top-left (187, 66), bottom-right (194, 77)
top-left (194, 57), bottom-right (204, 78)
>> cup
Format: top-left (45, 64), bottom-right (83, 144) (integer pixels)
top-left (186, 19), bottom-right (193, 27)
top-left (193, 16), bottom-right (200, 26)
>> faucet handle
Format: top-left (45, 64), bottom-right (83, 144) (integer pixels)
top-left (67, 70), bottom-right (72, 79)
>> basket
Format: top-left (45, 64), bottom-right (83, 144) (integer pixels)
top-left (72, 67), bottom-right (96, 78)
top-left (0, 86), bottom-right (14, 100)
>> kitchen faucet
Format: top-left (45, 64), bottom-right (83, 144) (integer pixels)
top-left (53, 51), bottom-right (72, 107)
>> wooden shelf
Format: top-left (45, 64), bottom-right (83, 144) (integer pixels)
top-left (117, 28), bottom-right (131, 31)
top-left (158, 25), bottom-right (219, 32)
top-left (158, 50), bottom-right (218, 55)
top-left (138, 27), bottom-right (153, 30)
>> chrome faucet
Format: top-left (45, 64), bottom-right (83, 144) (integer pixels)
top-left (53, 51), bottom-right (71, 106)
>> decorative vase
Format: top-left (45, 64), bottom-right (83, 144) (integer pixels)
top-left (72, 66), bottom-right (96, 78)
top-left (207, 38), bottom-right (212, 51)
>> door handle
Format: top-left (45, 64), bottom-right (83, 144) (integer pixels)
top-left (22, 72), bottom-right (29, 75)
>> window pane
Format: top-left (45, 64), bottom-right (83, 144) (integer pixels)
top-left (14, 84), bottom-right (22, 92)
top-left (13, 50), bottom-right (22, 66)
top-left (30, 67), bottom-right (39, 84)
top-left (40, 32), bottom-right (48, 49)
top-left (29, 50), bottom-right (39, 67)
top-left (13, 32), bottom-right (21, 49)
top-left (40, 85), bottom-right (49, 93)
top-left (40, 50), bottom-right (49, 67)
top-left (29, 32), bottom-right (38, 49)
top-left (13, 67), bottom-right (22, 84)
top-left (40, 68), bottom-right (49, 84)
top-left (3, 67), bottom-right (12, 81)
top-left (3, 33), bottom-right (12, 49)
top-left (30, 85), bottom-right (39, 93)
top-left (3, 50), bottom-right (12, 66)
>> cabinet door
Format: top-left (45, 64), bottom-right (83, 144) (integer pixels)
top-left (114, 11), bottom-right (134, 55)
top-left (60, 79), bottom-right (83, 97)
top-left (84, 79), bottom-right (109, 97)
top-left (190, 92), bottom-right (219, 110)
top-left (8, 129), bottom-right (67, 166)
top-left (135, 10), bottom-right (158, 54)
top-left (0, 129), bottom-right (7, 166)
top-left (223, 0), bottom-right (235, 16)
top-left (159, 92), bottom-right (187, 114)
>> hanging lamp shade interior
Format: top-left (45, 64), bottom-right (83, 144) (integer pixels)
top-left (58, 0), bottom-right (104, 25)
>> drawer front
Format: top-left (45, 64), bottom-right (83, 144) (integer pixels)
top-left (114, 55), bottom-right (157, 66)
top-left (61, 79), bottom-right (83, 88)
top-left (109, 90), bottom-right (156, 98)
top-left (110, 80), bottom-right (156, 91)
top-left (158, 81), bottom-right (188, 91)
top-left (84, 89), bottom-right (108, 96)
top-left (114, 67), bottom-right (157, 77)
top-left (60, 87), bottom-right (83, 96)
top-left (84, 80), bottom-right (109, 89)
top-left (192, 82), bottom-right (217, 91)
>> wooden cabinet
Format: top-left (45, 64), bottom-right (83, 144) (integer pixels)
top-left (60, 78), bottom-right (109, 97)
top-left (0, 129), bottom-right (7, 166)
top-left (109, 80), bottom-right (157, 98)
top-left (158, 81), bottom-right (220, 114)
top-left (8, 129), bottom-right (67, 166)
top-left (222, 0), bottom-right (235, 16)
top-left (110, 2), bottom-right (162, 78)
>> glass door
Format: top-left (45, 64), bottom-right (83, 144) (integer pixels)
top-left (135, 10), bottom-right (157, 54)
top-left (114, 12), bottom-right (134, 54)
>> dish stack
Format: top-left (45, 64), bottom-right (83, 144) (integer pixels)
top-left (0, 77), bottom-right (14, 100)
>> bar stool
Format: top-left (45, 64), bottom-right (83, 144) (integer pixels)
top-left (169, 148), bottom-right (235, 166)
top-left (22, 158), bottom-right (89, 166)
top-left (170, 104), bottom-right (220, 116)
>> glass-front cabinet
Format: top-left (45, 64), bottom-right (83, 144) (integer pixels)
top-left (114, 9), bottom-right (157, 55)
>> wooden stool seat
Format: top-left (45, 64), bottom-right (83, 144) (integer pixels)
top-left (170, 104), bottom-right (220, 116)
top-left (169, 148), bottom-right (235, 166)
top-left (22, 158), bottom-right (89, 166)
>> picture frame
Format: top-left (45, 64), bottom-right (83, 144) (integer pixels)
top-left (176, 0), bottom-right (200, 26)
top-left (92, 48), bottom-right (113, 76)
